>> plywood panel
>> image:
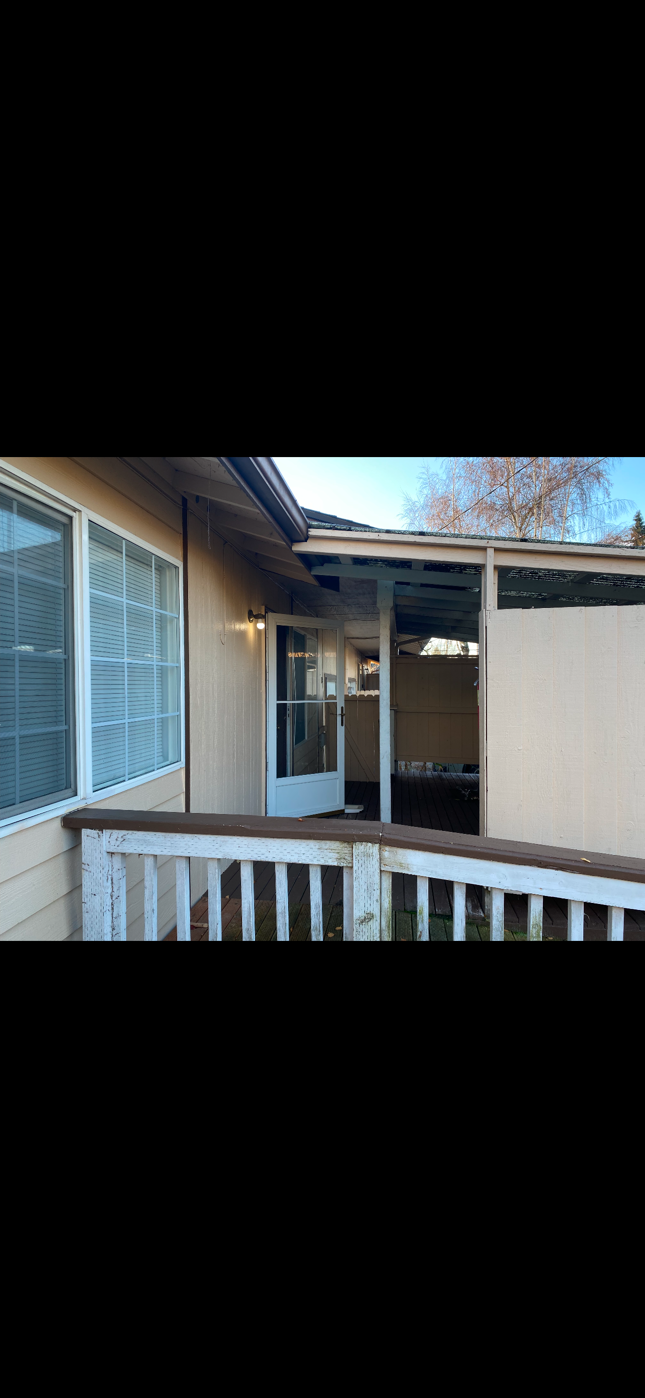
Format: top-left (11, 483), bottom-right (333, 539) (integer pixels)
top-left (486, 610), bottom-right (522, 840)
top-left (521, 609), bottom-right (554, 846)
top-left (486, 603), bottom-right (645, 857)
top-left (617, 607), bottom-right (645, 857)
top-left (345, 699), bottom-right (379, 781)
top-left (394, 657), bottom-right (478, 763)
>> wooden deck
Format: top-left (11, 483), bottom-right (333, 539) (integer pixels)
top-left (169, 773), bottom-right (645, 941)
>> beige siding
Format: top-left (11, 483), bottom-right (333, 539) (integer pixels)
top-left (395, 657), bottom-right (479, 763)
top-left (486, 605), bottom-right (645, 856)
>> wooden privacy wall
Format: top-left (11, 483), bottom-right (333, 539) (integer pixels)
top-left (345, 698), bottom-right (379, 780)
top-left (486, 605), bottom-right (645, 857)
top-left (395, 657), bottom-right (478, 763)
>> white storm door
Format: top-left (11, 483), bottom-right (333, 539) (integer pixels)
top-left (267, 614), bottom-right (345, 817)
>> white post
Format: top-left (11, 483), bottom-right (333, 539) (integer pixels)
top-left (490, 887), bottom-right (504, 941)
top-left (275, 862), bottom-right (289, 941)
top-left (207, 859), bottom-right (223, 941)
top-left (453, 881), bottom-right (466, 941)
top-left (567, 900), bottom-right (584, 941)
top-left (106, 852), bottom-right (126, 941)
top-left (176, 857), bottom-right (191, 940)
top-left (527, 893), bottom-right (543, 942)
top-left (607, 906), bottom-right (624, 942)
top-left (81, 828), bottom-right (106, 941)
top-left (417, 875), bottom-right (429, 942)
top-left (143, 855), bottom-right (158, 940)
top-left (378, 581), bottom-right (393, 822)
top-left (240, 860), bottom-right (256, 941)
top-left (380, 870), bottom-right (393, 941)
top-left (479, 548), bottom-right (495, 839)
top-left (309, 864), bottom-right (323, 941)
top-left (352, 842), bottom-right (381, 940)
top-left (343, 865), bottom-right (354, 940)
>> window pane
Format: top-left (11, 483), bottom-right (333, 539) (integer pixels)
top-left (155, 612), bottom-right (179, 663)
top-left (125, 541), bottom-right (153, 607)
top-left (157, 715), bottom-right (179, 767)
top-left (91, 662), bottom-right (125, 724)
top-left (89, 522), bottom-right (123, 594)
top-left (90, 594), bottom-right (124, 658)
top-left (92, 723), bottom-right (126, 789)
top-left (154, 558), bottom-right (179, 615)
top-left (156, 664), bottom-right (179, 716)
top-left (127, 663), bottom-right (154, 717)
top-left (276, 701), bottom-right (338, 778)
top-left (0, 487), bottom-right (74, 817)
top-left (126, 603), bottom-right (154, 660)
top-left (128, 719), bottom-right (155, 777)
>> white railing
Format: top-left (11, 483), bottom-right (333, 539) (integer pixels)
top-left (68, 815), bottom-right (645, 942)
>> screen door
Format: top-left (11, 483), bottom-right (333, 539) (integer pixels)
top-left (267, 614), bottom-right (345, 817)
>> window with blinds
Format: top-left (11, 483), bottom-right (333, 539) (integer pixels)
top-left (1, 487), bottom-right (75, 817)
top-left (89, 522), bottom-right (181, 791)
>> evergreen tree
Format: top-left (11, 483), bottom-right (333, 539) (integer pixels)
top-left (630, 510), bottom-right (645, 547)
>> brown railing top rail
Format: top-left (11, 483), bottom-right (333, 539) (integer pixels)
top-left (61, 809), bottom-right (645, 886)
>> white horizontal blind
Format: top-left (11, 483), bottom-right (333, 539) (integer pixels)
top-left (89, 522), bottom-right (180, 790)
top-left (0, 487), bottom-right (74, 816)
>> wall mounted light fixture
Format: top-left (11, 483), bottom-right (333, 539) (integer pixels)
top-left (248, 610), bottom-right (266, 629)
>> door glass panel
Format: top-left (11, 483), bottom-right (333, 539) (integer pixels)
top-left (276, 625), bottom-right (337, 704)
top-left (276, 701), bottom-right (338, 778)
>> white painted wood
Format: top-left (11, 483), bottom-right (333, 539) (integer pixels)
top-left (309, 864), bottom-right (323, 941)
top-left (380, 845), bottom-right (645, 911)
top-left (144, 855), bottom-right (158, 940)
top-left (553, 609), bottom-right (585, 848)
top-left (607, 906), bottom-right (624, 941)
top-left (527, 893), bottom-right (543, 942)
top-left (522, 609), bottom-right (554, 846)
top-left (380, 870), bottom-right (392, 941)
top-left (295, 531), bottom-right (645, 572)
top-left (106, 830), bottom-right (353, 866)
top-left (175, 857), bottom-right (191, 941)
top-left (416, 875), bottom-right (429, 942)
top-left (378, 582), bottom-right (393, 822)
top-left (343, 865), bottom-right (354, 940)
top-left (106, 852), bottom-right (126, 941)
top-left (452, 881), bottom-right (466, 941)
top-left (240, 860), bottom-right (255, 941)
top-left (585, 608), bottom-right (618, 854)
top-left (207, 859), bottom-right (222, 941)
top-left (266, 612), bottom-right (345, 817)
top-left (490, 887), bottom-right (504, 942)
top-left (81, 829), bottom-right (106, 941)
top-left (478, 607), bottom-right (487, 837)
top-left (352, 842), bottom-right (380, 940)
top-left (484, 548), bottom-right (496, 610)
top-left (275, 862), bottom-right (289, 941)
top-left (567, 900), bottom-right (584, 941)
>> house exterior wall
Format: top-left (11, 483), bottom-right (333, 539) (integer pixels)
top-left (486, 605), bottom-right (645, 857)
top-left (0, 456), bottom-right (299, 940)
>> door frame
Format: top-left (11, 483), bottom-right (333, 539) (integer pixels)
top-left (266, 613), bottom-right (345, 818)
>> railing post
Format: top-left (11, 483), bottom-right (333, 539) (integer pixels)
top-left (380, 869), bottom-right (393, 941)
top-left (452, 881), bottom-right (466, 941)
top-left (343, 866), bottom-right (354, 940)
top-left (240, 860), bottom-right (256, 941)
top-left (607, 906), bottom-right (624, 941)
top-left (527, 894), bottom-right (543, 942)
top-left (490, 888), bottom-right (504, 942)
top-left (309, 865), bottom-right (323, 941)
top-left (144, 854), bottom-right (158, 940)
top-left (567, 900), bottom-right (584, 941)
top-left (176, 857), bottom-right (191, 940)
top-left (417, 876), bottom-right (429, 942)
top-left (106, 852), bottom-right (127, 941)
top-left (275, 862), bottom-right (289, 941)
top-left (352, 842), bottom-right (380, 941)
top-left (207, 859), bottom-right (223, 941)
top-left (81, 828), bottom-right (107, 941)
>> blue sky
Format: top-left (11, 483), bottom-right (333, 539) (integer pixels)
top-left (274, 457), bottom-right (645, 534)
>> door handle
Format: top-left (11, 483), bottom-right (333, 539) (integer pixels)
top-left (340, 707), bottom-right (345, 727)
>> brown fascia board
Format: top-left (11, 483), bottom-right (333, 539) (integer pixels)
top-left (61, 810), bottom-right (645, 884)
top-left (223, 457), bottom-right (309, 543)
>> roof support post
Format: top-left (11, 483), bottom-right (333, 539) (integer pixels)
top-left (378, 581), bottom-right (394, 822)
top-left (479, 549), bottom-right (496, 838)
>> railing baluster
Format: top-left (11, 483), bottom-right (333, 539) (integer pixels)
top-left (417, 875), bottom-right (429, 941)
top-left (352, 843), bottom-right (380, 940)
top-left (380, 870), bottom-right (393, 941)
top-left (310, 865), bottom-right (323, 941)
top-left (176, 857), bottom-right (191, 940)
top-left (527, 893), bottom-right (543, 942)
top-left (208, 859), bottom-right (222, 941)
top-left (490, 888), bottom-right (504, 941)
top-left (144, 854), bottom-right (158, 940)
top-left (453, 881), bottom-right (466, 941)
top-left (343, 865), bottom-right (354, 940)
top-left (240, 860), bottom-right (255, 941)
top-left (567, 900), bottom-right (584, 941)
top-left (607, 906), bottom-right (624, 941)
top-left (107, 852), bottom-right (127, 941)
top-left (275, 862), bottom-right (289, 941)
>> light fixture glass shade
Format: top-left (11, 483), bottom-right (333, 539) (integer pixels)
top-left (256, 619), bottom-right (265, 629)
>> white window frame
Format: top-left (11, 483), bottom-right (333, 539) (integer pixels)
top-left (0, 460), bottom-right (185, 835)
